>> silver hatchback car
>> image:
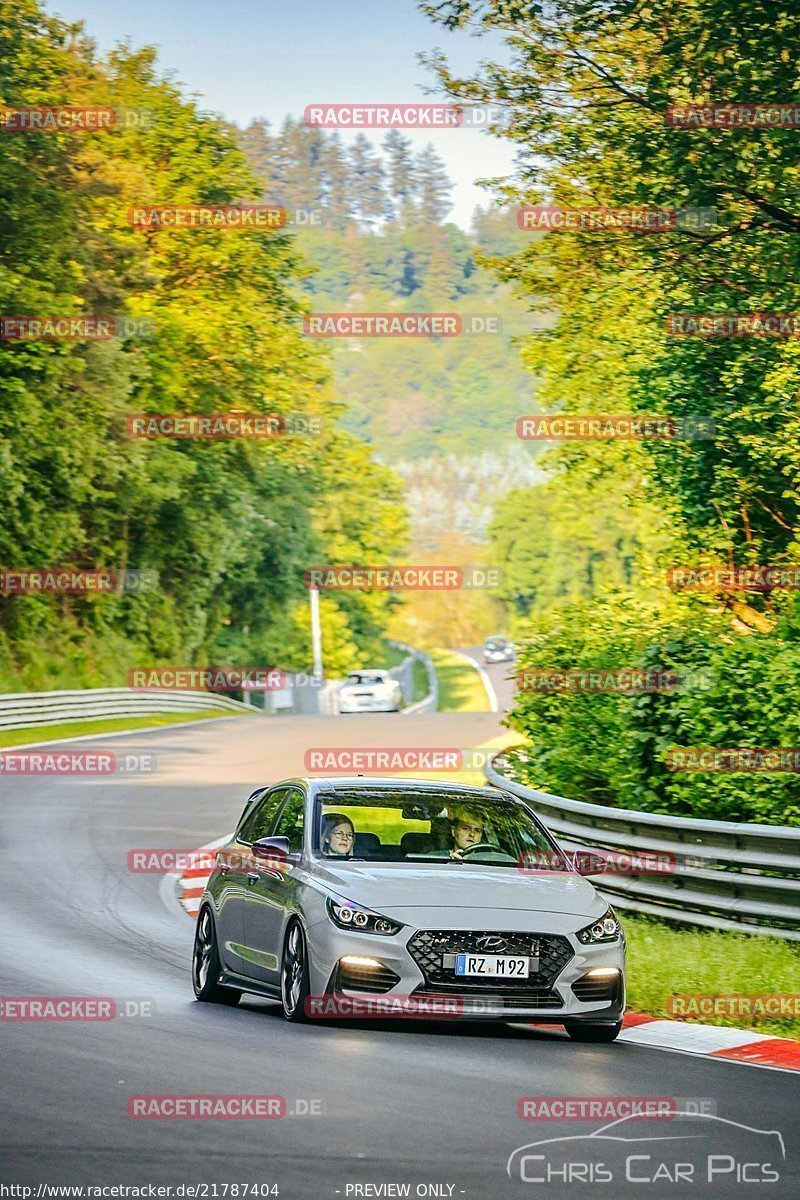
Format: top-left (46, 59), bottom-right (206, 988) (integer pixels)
top-left (192, 777), bottom-right (626, 1041)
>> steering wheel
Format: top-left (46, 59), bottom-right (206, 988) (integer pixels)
top-left (458, 842), bottom-right (516, 862)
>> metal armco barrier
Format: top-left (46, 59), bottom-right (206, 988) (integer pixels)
top-left (0, 687), bottom-right (252, 730)
top-left (387, 641), bottom-right (438, 714)
top-left (485, 752), bottom-right (800, 941)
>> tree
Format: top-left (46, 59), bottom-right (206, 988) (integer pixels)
top-left (414, 144), bottom-right (452, 226)
top-left (348, 132), bottom-right (388, 227)
top-left (382, 130), bottom-right (417, 223)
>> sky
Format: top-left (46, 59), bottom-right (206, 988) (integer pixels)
top-left (47, 0), bottom-right (517, 229)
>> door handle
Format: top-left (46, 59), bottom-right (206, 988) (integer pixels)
top-left (247, 872), bottom-right (260, 884)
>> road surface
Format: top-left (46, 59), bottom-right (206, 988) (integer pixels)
top-left (1, 712), bottom-right (796, 1197)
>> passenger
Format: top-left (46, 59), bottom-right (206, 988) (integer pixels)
top-left (320, 812), bottom-right (356, 858)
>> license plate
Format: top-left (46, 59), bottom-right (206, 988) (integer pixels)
top-left (454, 954), bottom-right (530, 978)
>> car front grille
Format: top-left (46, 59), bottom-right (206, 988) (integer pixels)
top-left (407, 929), bottom-right (573, 994)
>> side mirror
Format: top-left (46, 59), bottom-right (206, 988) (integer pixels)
top-left (252, 836), bottom-right (291, 865)
top-left (571, 850), bottom-right (607, 876)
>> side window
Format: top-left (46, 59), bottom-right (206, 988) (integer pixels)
top-left (272, 788), bottom-right (305, 853)
top-left (238, 788), bottom-right (288, 843)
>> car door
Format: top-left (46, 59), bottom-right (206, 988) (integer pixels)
top-left (241, 786), bottom-right (306, 988)
top-left (216, 787), bottom-right (288, 976)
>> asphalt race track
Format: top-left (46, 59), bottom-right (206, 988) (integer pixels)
top-left (1, 711), bottom-right (797, 1198)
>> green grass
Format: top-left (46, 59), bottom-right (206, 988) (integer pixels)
top-left (377, 643), bottom-right (432, 703)
top-left (411, 657), bottom-right (429, 702)
top-left (0, 708), bottom-right (242, 748)
top-left (380, 644), bottom-right (408, 670)
top-left (430, 648), bottom-right (491, 712)
top-left (623, 912), bottom-right (800, 1039)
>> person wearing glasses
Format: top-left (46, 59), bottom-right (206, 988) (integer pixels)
top-left (320, 812), bottom-right (356, 858)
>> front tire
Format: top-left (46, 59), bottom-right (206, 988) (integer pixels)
top-left (564, 1020), bottom-right (622, 1043)
top-left (280, 919), bottom-right (311, 1022)
top-left (192, 906), bottom-right (241, 1006)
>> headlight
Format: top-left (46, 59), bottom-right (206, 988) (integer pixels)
top-left (326, 897), bottom-right (403, 935)
top-left (576, 907), bottom-right (622, 944)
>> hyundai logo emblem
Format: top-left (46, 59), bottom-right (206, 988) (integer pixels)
top-left (476, 935), bottom-right (507, 953)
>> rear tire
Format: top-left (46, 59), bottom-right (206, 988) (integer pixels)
top-left (280, 919), bottom-right (312, 1022)
top-left (192, 906), bottom-right (241, 1006)
top-left (564, 1020), bottom-right (622, 1043)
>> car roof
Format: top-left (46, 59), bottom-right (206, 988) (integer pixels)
top-left (267, 776), bottom-right (517, 799)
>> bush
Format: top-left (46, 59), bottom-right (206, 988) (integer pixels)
top-left (508, 589), bottom-right (800, 825)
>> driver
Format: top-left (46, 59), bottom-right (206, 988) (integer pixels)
top-left (320, 812), bottom-right (356, 858)
top-left (447, 806), bottom-right (486, 860)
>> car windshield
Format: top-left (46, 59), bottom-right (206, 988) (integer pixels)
top-left (345, 672), bottom-right (385, 685)
top-left (313, 788), bottom-right (568, 870)
top-left (485, 638), bottom-right (506, 649)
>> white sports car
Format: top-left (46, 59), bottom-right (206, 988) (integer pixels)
top-left (484, 636), bottom-right (515, 664)
top-left (337, 670), bottom-right (404, 713)
top-left (192, 777), bottom-right (626, 1040)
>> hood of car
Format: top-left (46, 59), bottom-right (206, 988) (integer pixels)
top-left (315, 861), bottom-right (599, 916)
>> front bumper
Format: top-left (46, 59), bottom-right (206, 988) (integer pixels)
top-left (306, 914), bottom-right (625, 1022)
top-left (338, 695), bottom-right (399, 713)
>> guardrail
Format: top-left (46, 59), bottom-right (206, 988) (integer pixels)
top-left (0, 687), bottom-right (253, 731)
top-left (388, 641), bottom-right (438, 715)
top-left (485, 751), bottom-right (800, 941)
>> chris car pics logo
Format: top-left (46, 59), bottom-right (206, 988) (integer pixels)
top-left (507, 1112), bottom-right (784, 1185)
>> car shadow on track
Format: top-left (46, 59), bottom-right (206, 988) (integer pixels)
top-left (234, 995), bottom-right (569, 1041)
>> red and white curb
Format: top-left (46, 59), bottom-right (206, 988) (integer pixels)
top-left (171, 839), bottom-right (800, 1072)
top-left (615, 1010), bottom-right (800, 1071)
top-left (170, 836), bottom-right (227, 920)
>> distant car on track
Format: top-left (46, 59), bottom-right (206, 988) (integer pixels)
top-left (337, 669), bottom-right (403, 713)
top-left (192, 777), bottom-right (626, 1039)
top-left (483, 635), bottom-right (514, 664)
